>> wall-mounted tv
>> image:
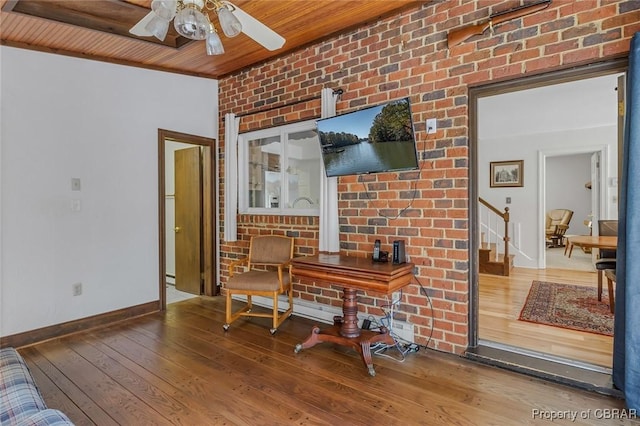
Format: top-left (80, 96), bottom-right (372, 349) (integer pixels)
top-left (315, 97), bottom-right (419, 177)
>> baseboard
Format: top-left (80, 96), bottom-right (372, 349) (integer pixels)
top-left (234, 294), bottom-right (339, 325)
top-left (0, 301), bottom-right (160, 349)
top-left (241, 295), bottom-right (415, 341)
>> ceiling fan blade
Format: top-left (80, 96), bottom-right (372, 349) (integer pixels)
top-left (224, 2), bottom-right (285, 51)
top-left (129, 11), bottom-right (156, 37)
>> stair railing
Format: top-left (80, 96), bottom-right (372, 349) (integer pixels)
top-left (479, 197), bottom-right (510, 274)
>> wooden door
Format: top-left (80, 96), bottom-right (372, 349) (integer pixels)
top-left (174, 147), bottom-right (202, 295)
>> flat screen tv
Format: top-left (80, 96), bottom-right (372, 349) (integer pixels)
top-left (315, 97), bottom-right (419, 177)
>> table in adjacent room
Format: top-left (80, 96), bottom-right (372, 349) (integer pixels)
top-left (564, 235), bottom-right (617, 258)
top-left (291, 254), bottom-right (414, 376)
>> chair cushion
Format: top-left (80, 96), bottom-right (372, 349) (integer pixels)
top-left (546, 209), bottom-right (573, 237)
top-left (226, 270), bottom-right (289, 291)
top-left (595, 259), bottom-right (616, 270)
top-left (547, 209), bottom-right (573, 226)
top-left (250, 236), bottom-right (293, 265)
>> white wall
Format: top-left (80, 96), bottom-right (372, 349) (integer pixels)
top-left (546, 154), bottom-right (592, 236)
top-left (479, 127), bottom-right (616, 268)
top-left (0, 47), bottom-right (218, 336)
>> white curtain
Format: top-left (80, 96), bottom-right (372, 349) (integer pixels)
top-left (223, 113), bottom-right (240, 242)
top-left (319, 88), bottom-right (340, 253)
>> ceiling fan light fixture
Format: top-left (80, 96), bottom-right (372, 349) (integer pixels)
top-left (174, 2), bottom-right (210, 40)
top-left (130, 0), bottom-right (286, 56)
top-left (145, 15), bottom-right (170, 41)
top-left (206, 25), bottom-right (225, 55)
top-left (151, 0), bottom-right (177, 21)
top-left (216, 5), bottom-right (242, 38)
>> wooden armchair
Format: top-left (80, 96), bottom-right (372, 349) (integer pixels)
top-left (545, 209), bottom-right (573, 247)
top-left (224, 235), bottom-right (294, 335)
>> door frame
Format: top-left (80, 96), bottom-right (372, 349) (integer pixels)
top-left (158, 129), bottom-right (218, 310)
top-left (468, 58), bottom-right (628, 348)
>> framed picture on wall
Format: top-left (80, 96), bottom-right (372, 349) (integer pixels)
top-left (490, 160), bottom-right (524, 188)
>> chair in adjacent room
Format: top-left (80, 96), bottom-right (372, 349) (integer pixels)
top-left (604, 269), bottom-right (616, 313)
top-left (545, 209), bottom-right (573, 248)
top-left (224, 235), bottom-right (295, 335)
top-left (594, 219), bottom-right (618, 307)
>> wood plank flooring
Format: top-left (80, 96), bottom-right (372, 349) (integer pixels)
top-left (18, 297), bottom-right (633, 425)
top-left (479, 264), bottom-right (613, 368)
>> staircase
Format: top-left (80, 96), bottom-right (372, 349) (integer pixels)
top-left (479, 242), bottom-right (515, 276)
top-left (479, 198), bottom-right (515, 276)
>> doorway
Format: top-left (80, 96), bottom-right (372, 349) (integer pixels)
top-left (158, 129), bottom-right (218, 310)
top-left (469, 60), bottom-right (627, 378)
top-left (542, 149), bottom-right (607, 271)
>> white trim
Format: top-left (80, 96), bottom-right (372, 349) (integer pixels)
top-left (235, 295), bottom-right (415, 341)
top-left (238, 119), bottom-right (321, 216)
top-left (231, 294), bottom-right (339, 325)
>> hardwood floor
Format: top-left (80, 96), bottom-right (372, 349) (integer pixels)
top-left (18, 297), bottom-right (632, 425)
top-left (479, 264), bottom-right (613, 368)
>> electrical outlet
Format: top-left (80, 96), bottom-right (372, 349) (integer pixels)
top-left (392, 291), bottom-right (402, 303)
top-left (72, 282), bottom-right (82, 296)
top-left (426, 118), bottom-right (437, 134)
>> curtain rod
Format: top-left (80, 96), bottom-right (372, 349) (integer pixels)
top-left (225, 88), bottom-right (343, 120)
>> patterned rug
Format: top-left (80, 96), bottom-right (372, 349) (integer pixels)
top-left (518, 281), bottom-right (613, 336)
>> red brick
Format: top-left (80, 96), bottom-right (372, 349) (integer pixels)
top-left (218, 0), bottom-right (634, 357)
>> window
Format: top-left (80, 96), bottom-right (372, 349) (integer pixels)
top-left (238, 120), bottom-right (321, 215)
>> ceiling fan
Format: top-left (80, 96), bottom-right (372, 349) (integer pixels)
top-left (130, 0), bottom-right (286, 55)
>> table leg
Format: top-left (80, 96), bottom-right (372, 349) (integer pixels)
top-left (294, 325), bottom-right (394, 376)
top-left (339, 287), bottom-right (360, 338)
top-left (566, 243), bottom-right (574, 258)
top-left (294, 286), bottom-right (395, 376)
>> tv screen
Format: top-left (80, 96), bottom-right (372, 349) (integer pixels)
top-left (316, 97), bottom-right (419, 177)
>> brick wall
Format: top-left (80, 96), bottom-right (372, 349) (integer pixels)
top-left (218, 0), bottom-right (639, 354)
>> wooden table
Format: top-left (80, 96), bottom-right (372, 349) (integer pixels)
top-left (291, 254), bottom-right (414, 376)
top-left (564, 235), bottom-right (617, 257)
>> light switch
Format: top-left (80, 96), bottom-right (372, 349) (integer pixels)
top-left (506, 197), bottom-right (511, 204)
top-left (71, 178), bottom-right (81, 191)
top-left (426, 118), bottom-right (437, 134)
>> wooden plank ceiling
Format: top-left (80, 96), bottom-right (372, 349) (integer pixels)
top-left (0, 0), bottom-right (424, 79)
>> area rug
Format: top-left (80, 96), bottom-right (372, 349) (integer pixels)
top-left (518, 281), bottom-right (613, 336)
